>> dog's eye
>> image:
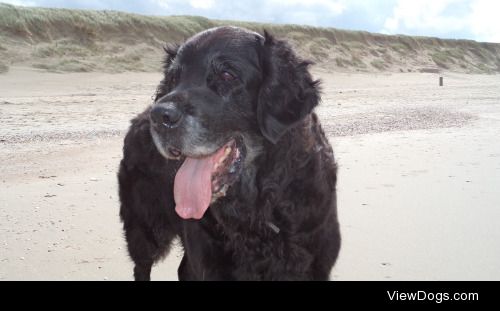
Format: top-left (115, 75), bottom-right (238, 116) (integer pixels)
top-left (220, 71), bottom-right (235, 81)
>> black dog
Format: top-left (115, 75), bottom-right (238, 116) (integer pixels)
top-left (118, 26), bottom-right (340, 280)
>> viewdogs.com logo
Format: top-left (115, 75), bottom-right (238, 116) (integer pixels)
top-left (387, 291), bottom-right (479, 303)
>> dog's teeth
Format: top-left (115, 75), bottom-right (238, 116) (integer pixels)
top-left (218, 156), bottom-right (225, 165)
top-left (215, 147), bottom-right (231, 167)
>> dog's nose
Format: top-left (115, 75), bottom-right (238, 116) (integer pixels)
top-left (150, 104), bottom-right (183, 128)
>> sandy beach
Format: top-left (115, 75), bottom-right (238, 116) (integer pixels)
top-left (1, 68), bottom-right (499, 280)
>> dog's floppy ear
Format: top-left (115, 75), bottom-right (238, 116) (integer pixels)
top-left (257, 31), bottom-right (320, 144)
top-left (153, 44), bottom-right (180, 101)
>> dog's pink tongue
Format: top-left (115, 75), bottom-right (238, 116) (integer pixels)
top-left (174, 157), bottom-right (213, 219)
top-left (174, 146), bottom-right (227, 219)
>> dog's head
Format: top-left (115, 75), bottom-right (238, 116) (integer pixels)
top-left (150, 26), bottom-right (320, 219)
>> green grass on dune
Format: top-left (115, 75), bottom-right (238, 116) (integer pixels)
top-left (1, 2), bottom-right (499, 74)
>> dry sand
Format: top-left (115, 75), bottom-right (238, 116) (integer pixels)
top-left (1, 67), bottom-right (499, 280)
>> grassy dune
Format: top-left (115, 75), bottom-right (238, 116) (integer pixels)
top-left (1, 3), bottom-right (500, 74)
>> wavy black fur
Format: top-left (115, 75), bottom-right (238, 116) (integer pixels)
top-left (118, 27), bottom-right (340, 280)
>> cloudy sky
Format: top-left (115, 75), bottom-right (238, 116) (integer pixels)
top-left (4, 0), bottom-right (500, 43)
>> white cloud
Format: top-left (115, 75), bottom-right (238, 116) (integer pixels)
top-left (151, 0), bottom-right (169, 10)
top-left (189, 0), bottom-right (215, 10)
top-left (381, 0), bottom-right (500, 42)
top-left (468, 0), bottom-right (500, 42)
top-left (288, 11), bottom-right (322, 26)
top-left (382, 0), bottom-right (468, 34)
top-left (268, 0), bottom-right (346, 16)
top-left (1, 0), bottom-right (37, 6)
